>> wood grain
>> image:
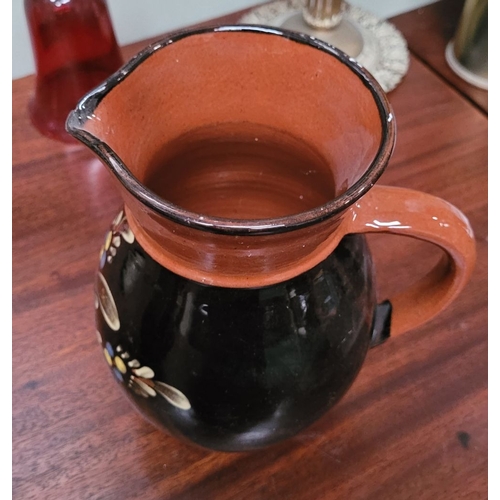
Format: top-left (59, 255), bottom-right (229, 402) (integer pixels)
top-left (13, 4), bottom-right (487, 499)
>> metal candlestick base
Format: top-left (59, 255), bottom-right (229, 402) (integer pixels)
top-left (282, 12), bottom-right (364, 58)
top-left (239, 1), bottom-right (410, 93)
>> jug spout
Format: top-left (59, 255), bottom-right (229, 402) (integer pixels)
top-left (66, 25), bottom-right (394, 288)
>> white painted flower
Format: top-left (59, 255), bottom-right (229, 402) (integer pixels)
top-left (96, 272), bottom-right (120, 331)
top-left (99, 210), bottom-right (135, 268)
top-left (98, 339), bottom-right (191, 411)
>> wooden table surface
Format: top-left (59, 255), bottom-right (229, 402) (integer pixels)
top-left (13, 3), bottom-right (488, 499)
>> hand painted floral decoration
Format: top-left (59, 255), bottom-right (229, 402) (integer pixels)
top-left (98, 335), bottom-right (191, 410)
top-left (99, 210), bottom-right (134, 268)
top-left (95, 211), bottom-right (191, 411)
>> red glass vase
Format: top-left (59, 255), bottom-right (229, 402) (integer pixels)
top-left (24, 0), bottom-right (124, 143)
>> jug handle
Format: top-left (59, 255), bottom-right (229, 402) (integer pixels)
top-left (345, 185), bottom-right (476, 337)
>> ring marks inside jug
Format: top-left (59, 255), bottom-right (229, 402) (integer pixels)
top-left (143, 122), bottom-right (338, 220)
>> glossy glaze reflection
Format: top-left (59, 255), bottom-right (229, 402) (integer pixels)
top-left (96, 212), bottom-right (376, 451)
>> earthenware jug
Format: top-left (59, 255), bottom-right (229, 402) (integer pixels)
top-left (66, 25), bottom-right (476, 452)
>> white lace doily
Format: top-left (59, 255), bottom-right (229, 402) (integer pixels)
top-left (239, 1), bottom-right (410, 92)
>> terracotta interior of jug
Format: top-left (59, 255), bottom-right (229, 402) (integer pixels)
top-left (83, 29), bottom-right (385, 221)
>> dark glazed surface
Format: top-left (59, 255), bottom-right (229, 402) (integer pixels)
top-left (13, 4), bottom-right (487, 499)
top-left (97, 221), bottom-right (375, 451)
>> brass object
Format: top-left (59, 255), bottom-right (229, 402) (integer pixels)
top-left (445, 0), bottom-right (488, 89)
top-left (303, 0), bottom-right (344, 29)
top-left (282, 0), bottom-right (363, 59)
